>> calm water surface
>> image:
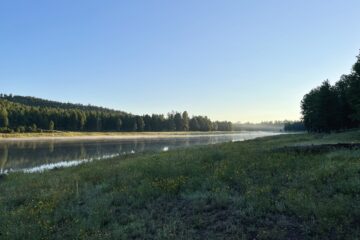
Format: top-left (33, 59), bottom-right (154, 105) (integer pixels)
top-left (0, 131), bottom-right (281, 174)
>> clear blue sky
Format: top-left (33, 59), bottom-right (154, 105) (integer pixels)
top-left (1, 1), bottom-right (360, 122)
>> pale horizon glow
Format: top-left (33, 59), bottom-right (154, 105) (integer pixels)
top-left (1, 1), bottom-right (360, 122)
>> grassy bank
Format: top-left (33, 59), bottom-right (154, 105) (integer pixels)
top-left (1, 131), bottom-right (360, 239)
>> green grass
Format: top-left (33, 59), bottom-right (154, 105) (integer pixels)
top-left (1, 131), bottom-right (360, 239)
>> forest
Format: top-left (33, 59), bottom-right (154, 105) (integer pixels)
top-left (0, 95), bottom-right (232, 133)
top-left (301, 53), bottom-right (360, 132)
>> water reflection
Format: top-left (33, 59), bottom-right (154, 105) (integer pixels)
top-left (0, 132), bottom-right (280, 174)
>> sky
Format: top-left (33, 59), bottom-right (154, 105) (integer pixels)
top-left (1, 1), bottom-right (360, 122)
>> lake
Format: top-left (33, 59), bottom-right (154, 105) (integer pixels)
top-left (0, 131), bottom-right (281, 174)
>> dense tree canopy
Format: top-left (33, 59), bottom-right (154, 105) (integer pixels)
top-left (301, 53), bottom-right (360, 132)
top-left (0, 95), bottom-right (232, 133)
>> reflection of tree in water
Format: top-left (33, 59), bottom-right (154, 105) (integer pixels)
top-left (137, 141), bottom-right (145, 152)
top-left (0, 145), bottom-right (8, 173)
top-left (31, 141), bottom-right (37, 150)
top-left (117, 144), bottom-right (122, 153)
top-left (96, 142), bottom-right (101, 156)
top-left (1, 134), bottom-right (250, 172)
top-left (48, 141), bottom-right (54, 153)
top-left (4, 139), bottom-right (190, 171)
top-left (79, 143), bottom-right (86, 159)
top-left (184, 138), bottom-right (190, 147)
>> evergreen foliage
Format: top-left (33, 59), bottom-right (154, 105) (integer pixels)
top-left (0, 95), bottom-right (232, 133)
top-left (301, 52), bottom-right (360, 132)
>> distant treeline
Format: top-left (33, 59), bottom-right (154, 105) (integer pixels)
top-left (283, 121), bottom-right (306, 132)
top-left (0, 95), bottom-right (232, 133)
top-left (234, 121), bottom-right (305, 132)
top-left (234, 121), bottom-right (285, 132)
top-left (301, 53), bottom-right (360, 132)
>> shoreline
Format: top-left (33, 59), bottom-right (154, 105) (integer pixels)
top-left (2, 131), bottom-right (359, 238)
top-left (0, 131), bottom-right (278, 142)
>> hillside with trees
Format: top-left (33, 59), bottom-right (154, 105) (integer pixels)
top-left (0, 95), bottom-right (232, 133)
top-left (0, 94), bottom-right (127, 114)
top-left (301, 52), bottom-right (360, 132)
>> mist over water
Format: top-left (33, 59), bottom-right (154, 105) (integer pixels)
top-left (0, 132), bottom-right (281, 174)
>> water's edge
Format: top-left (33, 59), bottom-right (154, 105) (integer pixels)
top-left (0, 132), bottom-right (282, 174)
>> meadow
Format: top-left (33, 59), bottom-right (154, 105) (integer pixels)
top-left (1, 131), bottom-right (359, 239)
